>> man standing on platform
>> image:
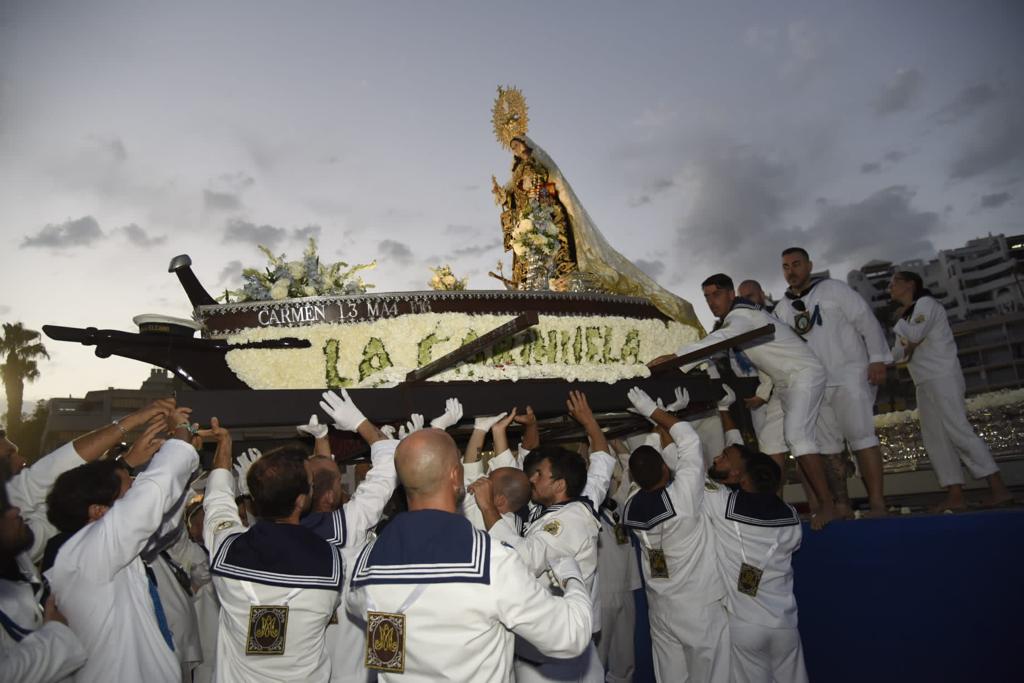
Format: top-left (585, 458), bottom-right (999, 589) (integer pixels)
top-left (888, 271), bottom-right (1013, 512)
top-left (774, 248), bottom-right (892, 518)
top-left (653, 274), bottom-right (835, 528)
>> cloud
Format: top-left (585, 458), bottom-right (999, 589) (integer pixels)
top-left (21, 216), bottom-right (105, 249)
top-left (980, 191), bottom-right (1012, 209)
top-left (634, 259), bottom-right (666, 280)
top-left (874, 68), bottom-right (924, 115)
top-left (445, 239), bottom-right (503, 259)
top-left (629, 177), bottom-right (675, 207)
top-left (444, 224), bottom-right (479, 235)
top-left (933, 82), bottom-right (998, 125)
top-left (883, 149), bottom-right (907, 164)
top-left (378, 239), bottom-right (414, 264)
top-left (949, 117), bottom-right (1024, 180)
top-left (89, 136), bottom-right (127, 162)
top-left (744, 21), bottom-right (826, 82)
top-left (860, 162), bottom-right (881, 174)
top-left (120, 223), bottom-right (166, 247)
top-left (222, 219), bottom-right (288, 248)
top-left (203, 190), bottom-right (242, 211)
top-left (0, 305), bottom-right (10, 316)
top-left (810, 186), bottom-right (939, 264)
top-left (292, 225), bottom-right (322, 241)
top-left (628, 195), bottom-right (652, 208)
top-left (218, 260), bottom-right (243, 284)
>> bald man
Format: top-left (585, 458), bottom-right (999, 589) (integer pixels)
top-left (346, 429), bottom-right (593, 683)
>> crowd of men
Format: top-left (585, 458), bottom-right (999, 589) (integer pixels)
top-left (0, 246), bottom-right (1012, 682)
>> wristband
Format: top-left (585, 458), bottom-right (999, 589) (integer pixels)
top-left (175, 422), bottom-right (198, 436)
top-left (112, 419), bottom-right (128, 436)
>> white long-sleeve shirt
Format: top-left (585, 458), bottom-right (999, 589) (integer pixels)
top-left (47, 439), bottom-right (199, 683)
top-left (623, 421), bottom-right (724, 606)
top-left (676, 303), bottom-right (825, 389)
top-left (0, 577), bottom-right (87, 683)
top-left (346, 509), bottom-right (592, 683)
top-left (891, 296), bottom-right (961, 383)
top-left (774, 278), bottom-right (893, 386)
top-left (204, 469), bottom-right (342, 683)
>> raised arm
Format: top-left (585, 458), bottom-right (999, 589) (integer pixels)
top-left (488, 410), bottom-right (522, 472)
top-left (202, 417), bottom-right (244, 553)
top-left (567, 391), bottom-right (614, 509)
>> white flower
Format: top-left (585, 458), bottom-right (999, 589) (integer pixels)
top-left (270, 279), bottom-right (291, 300)
top-left (303, 285), bottom-right (317, 297)
top-left (517, 218), bottom-right (533, 233)
top-left (287, 261), bottom-right (305, 280)
top-left (442, 274), bottom-right (456, 286)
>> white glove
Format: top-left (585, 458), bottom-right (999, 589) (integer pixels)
top-left (627, 386), bottom-right (659, 418)
top-left (704, 363), bottom-right (721, 379)
top-left (664, 387), bottom-right (690, 412)
top-left (429, 398), bottom-right (463, 430)
top-left (319, 389), bottom-right (367, 432)
top-left (296, 414), bottom-right (328, 440)
top-left (380, 424), bottom-right (397, 440)
top-left (473, 412), bottom-right (508, 432)
top-left (725, 428), bottom-right (744, 447)
top-left (234, 448), bottom-right (261, 497)
top-left (717, 384), bottom-right (736, 410)
top-left (398, 413), bottom-right (425, 439)
top-left (548, 556), bottom-right (584, 590)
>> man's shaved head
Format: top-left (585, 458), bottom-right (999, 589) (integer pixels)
top-left (395, 429), bottom-right (462, 503)
top-left (738, 280), bottom-right (765, 305)
top-left (489, 467), bottom-right (531, 514)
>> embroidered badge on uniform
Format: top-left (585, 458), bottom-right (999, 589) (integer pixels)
top-left (215, 520), bottom-right (234, 532)
top-left (738, 562), bottom-right (763, 597)
top-left (365, 611), bottom-right (406, 674)
top-left (246, 605), bottom-right (288, 655)
top-left (648, 548), bottom-right (670, 579)
top-left (614, 524), bottom-right (630, 545)
top-left (704, 481), bottom-right (719, 492)
top-left (543, 520), bottom-right (562, 536)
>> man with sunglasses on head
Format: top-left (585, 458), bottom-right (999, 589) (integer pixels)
top-left (774, 248), bottom-right (892, 519)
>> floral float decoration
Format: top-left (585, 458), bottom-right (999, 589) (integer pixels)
top-left (428, 265), bottom-right (469, 291)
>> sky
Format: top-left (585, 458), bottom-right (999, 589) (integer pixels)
top-left (1, 0), bottom-right (1022, 410)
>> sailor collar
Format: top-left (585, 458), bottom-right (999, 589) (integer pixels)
top-left (301, 507), bottom-right (348, 548)
top-left (622, 488), bottom-right (677, 531)
top-left (900, 294), bottom-right (934, 322)
top-left (529, 497), bottom-right (597, 525)
top-left (784, 278), bottom-right (825, 301)
top-left (211, 520), bottom-right (344, 590)
top-left (714, 297), bottom-right (762, 331)
top-left (725, 490), bottom-right (800, 528)
top-left (350, 510), bottom-right (491, 588)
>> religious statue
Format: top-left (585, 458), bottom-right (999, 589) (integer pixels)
top-left (488, 86), bottom-right (705, 332)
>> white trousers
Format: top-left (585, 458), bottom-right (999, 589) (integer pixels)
top-left (596, 591), bottom-right (635, 683)
top-left (816, 380), bottom-right (880, 453)
top-left (917, 374), bottom-right (1000, 488)
top-left (514, 642), bottom-right (604, 683)
top-left (777, 372), bottom-right (825, 457)
top-left (751, 395), bottom-right (787, 455)
top-left (693, 414), bottom-right (725, 467)
top-left (728, 617), bottom-right (808, 683)
top-left (649, 599), bottom-right (730, 683)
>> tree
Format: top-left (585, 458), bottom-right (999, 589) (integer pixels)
top-left (1, 323), bottom-right (49, 434)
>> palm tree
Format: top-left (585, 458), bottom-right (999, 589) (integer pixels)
top-left (1, 323), bottom-right (49, 434)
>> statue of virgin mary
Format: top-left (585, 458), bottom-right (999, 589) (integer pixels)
top-left (490, 87), bottom-right (704, 333)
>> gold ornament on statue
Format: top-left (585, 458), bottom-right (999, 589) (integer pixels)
top-left (492, 86), bottom-right (529, 149)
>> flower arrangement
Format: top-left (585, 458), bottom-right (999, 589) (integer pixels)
top-left (222, 238), bottom-right (376, 303)
top-left (428, 265), bottom-right (468, 291)
top-left (510, 200), bottom-right (560, 257)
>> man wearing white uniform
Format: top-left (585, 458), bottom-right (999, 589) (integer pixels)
top-left (736, 280), bottom-right (789, 473)
top-left (655, 273), bottom-right (835, 528)
top-left (622, 387), bottom-right (730, 683)
top-left (47, 406), bottom-right (198, 683)
top-left (888, 271), bottom-right (1013, 512)
top-left (706, 445), bottom-right (808, 683)
top-left (481, 391), bottom-right (611, 683)
top-left (346, 428), bottom-right (593, 682)
top-left (774, 247), bottom-right (892, 518)
top-left (1, 483), bottom-right (86, 683)
top-left (203, 415), bottom-right (343, 683)
top-left (304, 390), bottom-right (402, 683)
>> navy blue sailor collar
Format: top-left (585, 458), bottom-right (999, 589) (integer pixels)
top-left (725, 490), bottom-right (800, 528)
top-left (529, 496), bottom-right (598, 524)
top-left (784, 277), bottom-right (825, 301)
top-left (301, 507), bottom-right (348, 548)
top-left (350, 509), bottom-right (491, 588)
top-left (211, 520), bottom-right (343, 590)
top-left (714, 297), bottom-right (762, 331)
top-left (622, 487), bottom-right (677, 531)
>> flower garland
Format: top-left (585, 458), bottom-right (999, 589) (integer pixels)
top-left (874, 388), bottom-right (1024, 427)
top-left (224, 313), bottom-right (699, 389)
top-left (221, 238), bottom-right (376, 303)
top-left (510, 200), bottom-right (560, 257)
top-left (428, 265), bottom-right (468, 291)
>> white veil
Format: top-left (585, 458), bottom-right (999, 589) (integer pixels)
top-left (522, 136), bottom-right (705, 334)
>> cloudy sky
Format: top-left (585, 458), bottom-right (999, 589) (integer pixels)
top-left (1, 0), bottom-right (1022, 409)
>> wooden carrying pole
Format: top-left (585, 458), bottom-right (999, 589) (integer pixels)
top-left (647, 324), bottom-right (775, 374)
